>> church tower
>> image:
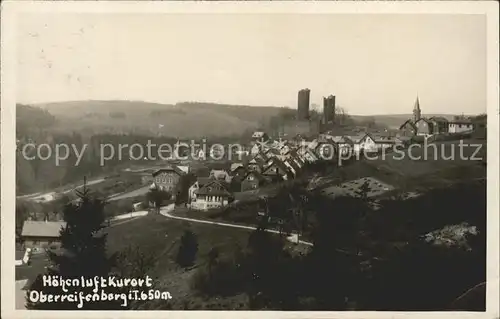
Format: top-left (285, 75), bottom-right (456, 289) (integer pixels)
top-left (413, 95), bottom-right (421, 122)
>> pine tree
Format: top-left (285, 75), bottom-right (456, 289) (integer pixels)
top-left (26, 179), bottom-right (125, 310)
top-left (175, 229), bottom-right (198, 269)
top-left (147, 187), bottom-right (171, 214)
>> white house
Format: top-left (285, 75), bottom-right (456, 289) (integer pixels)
top-left (188, 177), bottom-right (212, 206)
top-left (448, 120), bottom-right (474, 133)
top-left (190, 180), bottom-right (233, 211)
top-left (346, 134), bottom-right (377, 153)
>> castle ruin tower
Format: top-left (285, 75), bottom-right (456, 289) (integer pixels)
top-left (323, 95), bottom-right (336, 124)
top-left (297, 88), bottom-right (311, 121)
top-left (413, 95), bottom-right (421, 122)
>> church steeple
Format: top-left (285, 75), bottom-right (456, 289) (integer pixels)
top-left (413, 95), bottom-right (421, 122)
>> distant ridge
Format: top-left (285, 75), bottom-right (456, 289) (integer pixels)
top-left (21, 100), bottom-right (468, 137)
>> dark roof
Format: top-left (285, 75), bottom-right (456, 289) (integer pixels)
top-left (196, 177), bottom-right (212, 187)
top-left (291, 152), bottom-right (306, 164)
top-left (262, 157), bottom-right (290, 175)
top-left (285, 158), bottom-right (301, 172)
top-left (195, 180), bottom-right (232, 196)
top-left (210, 169), bottom-right (230, 179)
top-left (255, 151), bottom-right (270, 162)
top-left (230, 163), bottom-right (244, 172)
top-left (248, 156), bottom-right (267, 167)
top-left (415, 118), bottom-right (433, 125)
top-left (21, 221), bottom-right (66, 238)
top-left (193, 166), bottom-right (211, 177)
top-left (243, 170), bottom-right (270, 183)
top-left (152, 165), bottom-right (186, 177)
top-left (399, 119), bottom-right (417, 131)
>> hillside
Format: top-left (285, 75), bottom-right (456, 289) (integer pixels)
top-left (34, 101), bottom-right (286, 138)
top-left (22, 100), bottom-right (458, 138)
top-left (17, 104), bottom-right (57, 137)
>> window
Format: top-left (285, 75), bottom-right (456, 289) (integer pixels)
top-left (248, 175), bottom-right (255, 181)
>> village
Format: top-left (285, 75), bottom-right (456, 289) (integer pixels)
top-left (16, 88), bottom-right (486, 264)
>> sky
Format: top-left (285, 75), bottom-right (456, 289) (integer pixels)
top-left (17, 13), bottom-right (486, 115)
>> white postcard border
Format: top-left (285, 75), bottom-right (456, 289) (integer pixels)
top-left (1, 1), bottom-right (499, 319)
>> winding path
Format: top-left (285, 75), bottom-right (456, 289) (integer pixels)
top-left (159, 204), bottom-right (313, 246)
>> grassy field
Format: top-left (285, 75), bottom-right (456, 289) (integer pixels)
top-left (105, 214), bottom-right (253, 301)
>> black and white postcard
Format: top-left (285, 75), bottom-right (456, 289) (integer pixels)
top-left (1, 1), bottom-right (499, 318)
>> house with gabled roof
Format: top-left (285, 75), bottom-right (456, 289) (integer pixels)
top-left (261, 157), bottom-right (292, 182)
top-left (414, 118), bottom-right (434, 136)
top-left (241, 170), bottom-right (271, 192)
top-left (250, 143), bottom-right (262, 156)
top-left (254, 150), bottom-right (269, 163)
top-left (297, 146), bottom-right (319, 163)
top-left (21, 220), bottom-right (66, 250)
top-left (251, 131), bottom-right (270, 144)
top-left (429, 116), bottom-right (449, 134)
top-left (283, 157), bottom-right (302, 177)
top-left (307, 139), bottom-right (319, 150)
top-left (314, 141), bottom-right (337, 160)
top-left (329, 136), bottom-right (354, 156)
top-left (359, 133), bottom-right (378, 153)
top-left (230, 162), bottom-right (246, 177)
top-left (209, 169), bottom-right (232, 182)
top-left (448, 118), bottom-right (474, 133)
top-left (245, 154), bottom-right (267, 173)
top-left (191, 180), bottom-right (233, 211)
top-left (188, 177), bottom-right (212, 206)
top-left (344, 134), bottom-right (364, 153)
top-left (290, 149), bottom-right (306, 168)
top-left (152, 165), bottom-right (186, 193)
top-left (264, 147), bottom-right (281, 159)
top-left (399, 119), bottom-right (417, 137)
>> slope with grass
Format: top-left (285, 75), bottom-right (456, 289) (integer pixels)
top-left (105, 214), bottom-right (251, 303)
